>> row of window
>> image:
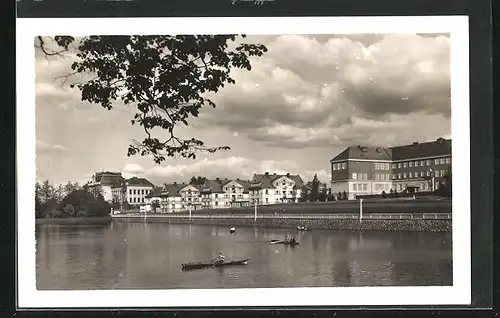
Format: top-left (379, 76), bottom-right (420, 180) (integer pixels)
top-left (374, 163), bottom-right (391, 170)
top-left (128, 197), bottom-right (145, 203)
top-left (392, 157), bottom-right (451, 169)
top-left (128, 189), bottom-right (152, 195)
top-left (332, 162), bottom-right (347, 171)
top-left (394, 169), bottom-right (448, 179)
top-left (351, 173), bottom-right (368, 180)
top-left (374, 173), bottom-right (391, 181)
top-left (353, 183), bottom-right (391, 191)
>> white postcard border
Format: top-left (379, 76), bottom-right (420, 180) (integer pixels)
top-left (16, 16), bottom-right (470, 308)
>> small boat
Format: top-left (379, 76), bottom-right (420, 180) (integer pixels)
top-left (271, 239), bottom-right (300, 246)
top-left (297, 226), bottom-right (311, 231)
top-left (181, 258), bottom-right (250, 271)
top-left (229, 226), bottom-right (236, 234)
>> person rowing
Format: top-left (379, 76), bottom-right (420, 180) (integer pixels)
top-left (213, 252), bottom-right (225, 266)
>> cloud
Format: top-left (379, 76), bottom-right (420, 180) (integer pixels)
top-left (122, 156), bottom-right (330, 185)
top-left (197, 33), bottom-right (451, 148)
top-left (36, 140), bottom-right (69, 155)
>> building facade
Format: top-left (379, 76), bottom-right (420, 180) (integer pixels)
top-left (330, 138), bottom-right (451, 200)
top-left (249, 172), bottom-right (304, 205)
top-left (158, 183), bottom-right (203, 213)
top-left (111, 177), bottom-right (155, 206)
top-left (87, 171), bottom-right (124, 202)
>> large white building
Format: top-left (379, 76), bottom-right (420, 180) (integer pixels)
top-left (111, 177), bottom-right (155, 206)
top-left (199, 178), bottom-right (251, 209)
top-left (158, 182), bottom-right (203, 213)
top-left (87, 171), bottom-right (124, 203)
top-left (249, 172), bottom-right (304, 205)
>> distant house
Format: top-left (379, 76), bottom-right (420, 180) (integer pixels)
top-left (87, 171), bottom-right (124, 203)
top-left (145, 187), bottom-right (163, 207)
top-left (159, 182), bottom-right (202, 213)
top-left (249, 172), bottom-right (304, 205)
top-left (200, 179), bottom-right (226, 209)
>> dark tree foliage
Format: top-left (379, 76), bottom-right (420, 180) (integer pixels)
top-left (36, 35), bottom-right (267, 164)
top-left (190, 176), bottom-right (208, 185)
top-left (309, 174), bottom-right (320, 202)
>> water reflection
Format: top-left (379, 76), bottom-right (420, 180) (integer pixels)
top-left (36, 223), bottom-right (452, 290)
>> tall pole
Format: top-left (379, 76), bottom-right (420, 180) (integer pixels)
top-left (189, 205), bottom-right (192, 221)
top-left (359, 198), bottom-right (363, 223)
top-left (254, 200), bottom-right (257, 223)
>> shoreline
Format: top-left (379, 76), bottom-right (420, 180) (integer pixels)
top-left (111, 215), bottom-right (452, 232)
top-left (35, 216), bottom-right (111, 225)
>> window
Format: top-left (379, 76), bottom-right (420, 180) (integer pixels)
top-left (398, 163), bottom-right (402, 169)
top-left (440, 158), bottom-right (445, 164)
top-left (445, 157), bottom-right (451, 164)
top-left (337, 163), bottom-right (341, 170)
top-left (398, 173), bottom-right (401, 179)
top-left (362, 173), bottom-right (368, 180)
top-left (352, 184), bottom-right (357, 191)
top-left (409, 172), bottom-right (413, 178)
top-left (129, 189), bottom-right (132, 195)
top-left (342, 162), bottom-right (346, 169)
top-left (215, 194), bottom-right (218, 198)
top-left (215, 201), bottom-right (218, 206)
top-left (332, 164), bottom-right (336, 171)
top-left (403, 173), bottom-right (407, 178)
top-left (398, 184), bottom-right (403, 191)
top-left (434, 159), bottom-right (440, 165)
top-left (420, 161), bottom-right (424, 166)
top-left (141, 198), bottom-right (144, 203)
top-left (375, 174), bottom-right (379, 181)
top-left (265, 190), bottom-right (269, 194)
top-left (129, 198), bottom-right (132, 203)
top-left (409, 161), bottom-right (413, 167)
top-left (362, 184), bottom-right (368, 191)
top-left (289, 191), bottom-right (293, 195)
top-left (265, 198), bottom-right (269, 203)
top-left (421, 171), bottom-right (425, 177)
top-left (403, 162), bottom-right (408, 168)
top-left (392, 164), bottom-right (396, 169)
top-left (352, 173), bottom-right (358, 180)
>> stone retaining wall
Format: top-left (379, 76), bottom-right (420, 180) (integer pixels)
top-left (112, 217), bottom-right (451, 232)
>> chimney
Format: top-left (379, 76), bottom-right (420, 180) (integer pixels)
top-left (273, 173), bottom-right (276, 175)
top-left (236, 178), bottom-right (240, 181)
top-left (216, 177), bottom-right (220, 181)
top-left (173, 182), bottom-right (177, 185)
top-left (286, 173), bottom-right (290, 177)
top-left (265, 172), bottom-right (269, 176)
top-left (413, 142), bottom-right (419, 145)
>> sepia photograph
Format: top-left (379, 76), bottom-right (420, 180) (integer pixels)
top-left (17, 16), bottom-right (471, 308)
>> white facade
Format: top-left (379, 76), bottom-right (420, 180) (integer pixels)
top-left (250, 175), bottom-right (302, 205)
top-left (179, 184), bottom-right (202, 209)
top-left (222, 180), bottom-right (250, 207)
top-left (201, 192), bottom-right (226, 209)
top-left (126, 185), bottom-right (154, 205)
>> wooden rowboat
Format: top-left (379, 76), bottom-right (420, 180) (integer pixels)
top-left (181, 258), bottom-right (250, 271)
top-left (271, 239), bottom-right (300, 246)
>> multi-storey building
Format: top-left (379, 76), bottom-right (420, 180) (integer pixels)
top-left (249, 172), bottom-right (304, 205)
top-left (111, 177), bottom-right (155, 206)
top-left (329, 138), bottom-right (451, 200)
top-left (87, 171), bottom-right (124, 202)
top-left (222, 179), bottom-right (251, 208)
top-left (159, 182), bottom-right (202, 213)
top-left (200, 179), bottom-right (226, 209)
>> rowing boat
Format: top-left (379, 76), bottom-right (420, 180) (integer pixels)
top-left (270, 239), bottom-right (300, 246)
top-left (181, 258), bottom-right (250, 270)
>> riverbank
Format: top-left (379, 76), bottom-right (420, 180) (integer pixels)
top-left (35, 216), bottom-right (111, 225)
top-left (112, 215), bottom-right (451, 232)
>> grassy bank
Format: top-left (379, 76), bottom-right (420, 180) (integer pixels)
top-left (123, 199), bottom-right (452, 216)
top-left (35, 216), bottom-right (111, 225)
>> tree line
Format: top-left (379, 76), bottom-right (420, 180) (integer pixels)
top-left (35, 180), bottom-right (110, 219)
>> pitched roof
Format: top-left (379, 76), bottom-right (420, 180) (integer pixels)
top-left (251, 173), bottom-right (304, 189)
top-left (221, 179), bottom-right (252, 193)
top-left (330, 138), bottom-right (451, 162)
top-left (200, 179), bottom-right (224, 193)
top-left (145, 187), bottom-right (163, 198)
top-left (126, 177), bottom-right (155, 187)
top-left (330, 146), bottom-right (392, 162)
top-left (390, 138), bottom-right (451, 160)
top-left (161, 183), bottom-right (184, 197)
top-left (93, 171), bottom-right (124, 186)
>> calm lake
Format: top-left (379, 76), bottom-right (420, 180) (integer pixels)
top-left (36, 222), bottom-right (452, 289)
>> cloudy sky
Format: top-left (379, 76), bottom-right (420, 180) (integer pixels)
top-left (35, 33), bottom-right (451, 186)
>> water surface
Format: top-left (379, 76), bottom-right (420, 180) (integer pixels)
top-left (36, 222), bottom-right (452, 289)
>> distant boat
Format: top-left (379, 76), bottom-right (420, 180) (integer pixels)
top-left (271, 239), bottom-right (300, 246)
top-left (229, 226), bottom-right (236, 234)
top-left (297, 226), bottom-right (310, 232)
top-left (181, 258), bottom-right (250, 271)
